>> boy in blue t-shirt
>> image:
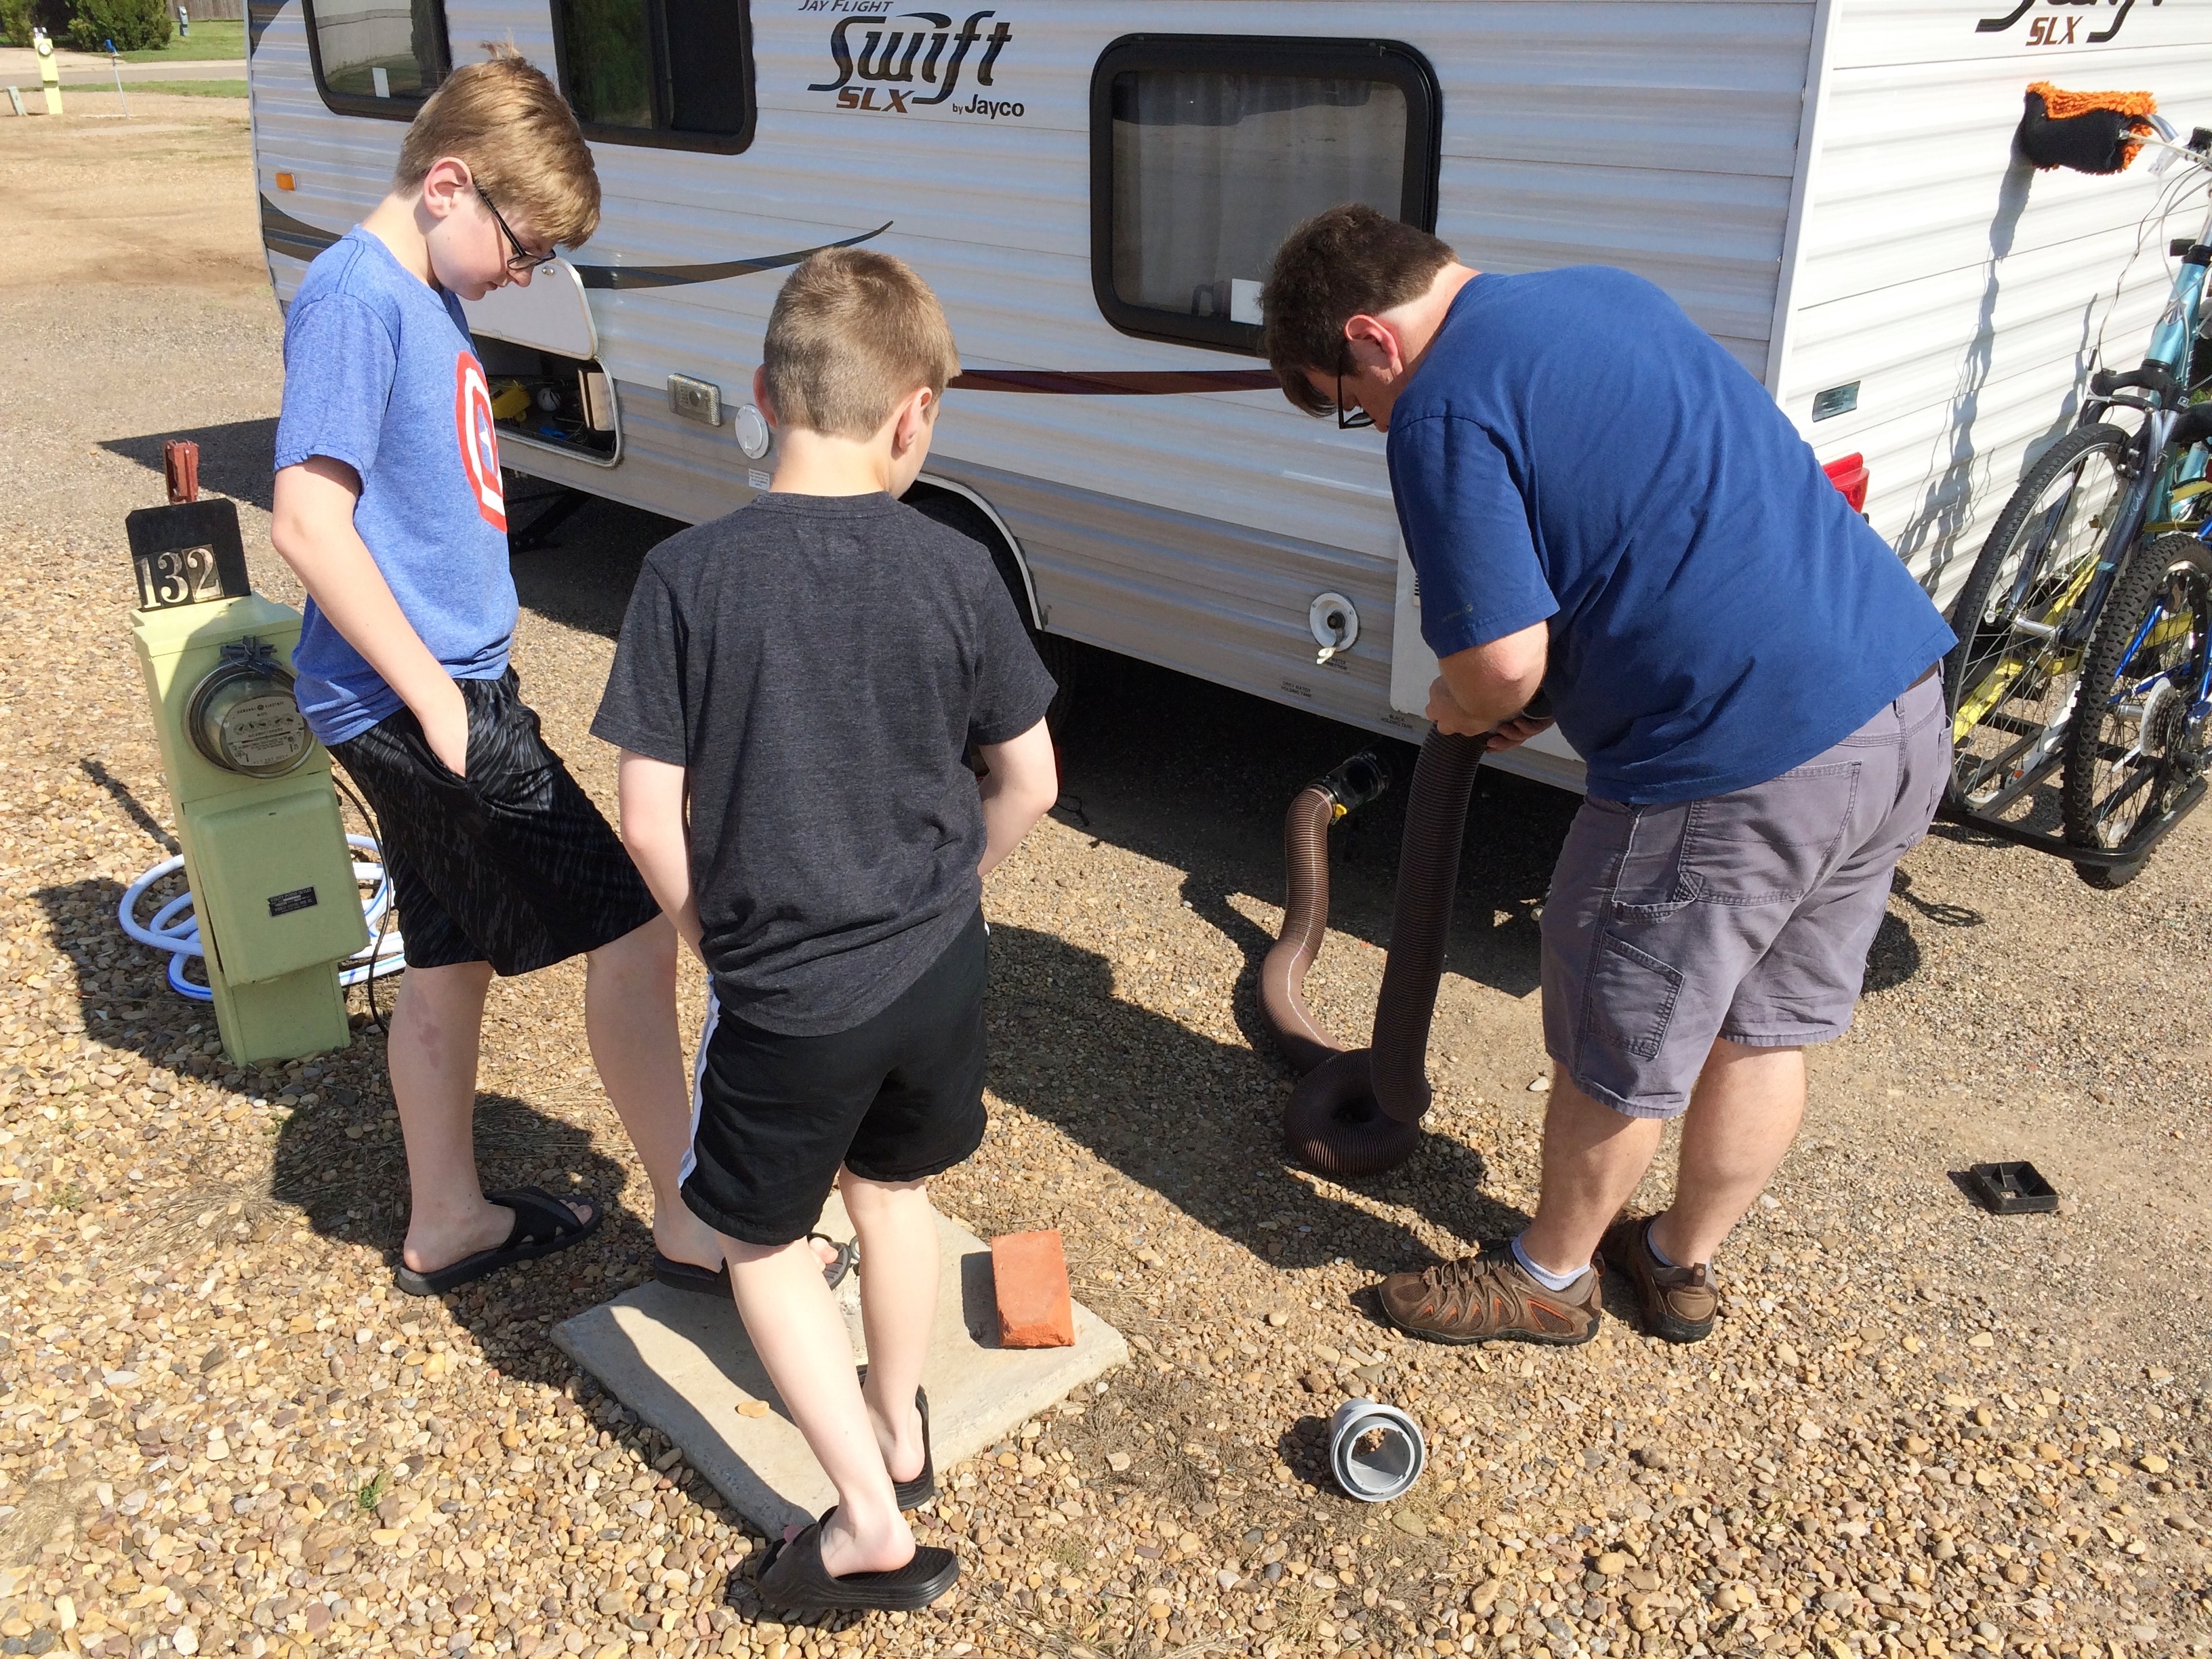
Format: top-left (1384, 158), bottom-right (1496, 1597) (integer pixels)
top-left (269, 52), bottom-right (724, 1298)
top-left (1262, 204), bottom-right (1954, 1351)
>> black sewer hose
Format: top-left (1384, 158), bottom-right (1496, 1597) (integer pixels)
top-left (1268, 729), bottom-right (1488, 1178)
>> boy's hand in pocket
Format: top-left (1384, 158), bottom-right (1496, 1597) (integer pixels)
top-left (422, 683), bottom-right (470, 779)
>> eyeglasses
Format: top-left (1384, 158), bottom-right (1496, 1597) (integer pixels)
top-left (1336, 365), bottom-right (1375, 430)
top-left (475, 184), bottom-right (557, 274)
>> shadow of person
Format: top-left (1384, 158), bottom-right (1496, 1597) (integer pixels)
top-left (981, 923), bottom-right (1527, 1280)
top-left (270, 1082), bottom-right (650, 1385)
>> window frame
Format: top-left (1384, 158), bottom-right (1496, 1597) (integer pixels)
top-left (300, 0), bottom-right (453, 123)
top-left (548, 0), bottom-right (758, 156)
top-left (1088, 34), bottom-right (1441, 355)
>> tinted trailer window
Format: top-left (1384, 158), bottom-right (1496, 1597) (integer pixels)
top-left (1092, 36), bottom-right (1439, 354)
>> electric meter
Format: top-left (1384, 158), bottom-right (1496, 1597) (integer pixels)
top-left (186, 639), bottom-right (313, 778)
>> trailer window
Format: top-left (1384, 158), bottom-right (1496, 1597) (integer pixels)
top-left (302, 0), bottom-right (450, 119)
top-left (1092, 37), bottom-right (1438, 354)
top-left (554, 0), bottom-right (754, 152)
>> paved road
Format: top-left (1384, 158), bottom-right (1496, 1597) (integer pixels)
top-left (0, 48), bottom-right (245, 85)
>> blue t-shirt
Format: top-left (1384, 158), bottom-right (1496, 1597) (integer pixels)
top-left (274, 228), bottom-right (517, 744)
top-left (1387, 266), bottom-right (1955, 804)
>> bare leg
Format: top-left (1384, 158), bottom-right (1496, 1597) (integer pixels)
top-left (585, 916), bottom-right (720, 1269)
top-left (392, 960), bottom-right (582, 1273)
top-left (1647, 1039), bottom-right (1805, 1268)
top-left (723, 1234), bottom-right (913, 1577)
top-left (839, 1171), bottom-right (935, 1485)
top-left (1515, 1066), bottom-right (1666, 1281)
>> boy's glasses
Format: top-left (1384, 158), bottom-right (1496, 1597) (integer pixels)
top-left (476, 185), bottom-right (556, 274)
top-left (1336, 363), bottom-right (1375, 430)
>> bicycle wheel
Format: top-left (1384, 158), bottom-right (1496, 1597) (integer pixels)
top-left (2058, 531), bottom-right (2212, 887)
top-left (1944, 422), bottom-right (2135, 811)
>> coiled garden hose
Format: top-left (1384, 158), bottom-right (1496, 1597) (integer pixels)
top-left (117, 834), bottom-right (406, 1002)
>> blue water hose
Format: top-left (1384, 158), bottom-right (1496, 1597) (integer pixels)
top-left (117, 834), bottom-right (406, 1002)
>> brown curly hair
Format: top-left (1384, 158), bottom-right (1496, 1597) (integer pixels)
top-left (1261, 203), bottom-right (1455, 417)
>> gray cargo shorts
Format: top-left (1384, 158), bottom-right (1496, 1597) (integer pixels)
top-left (1540, 670), bottom-right (1947, 1119)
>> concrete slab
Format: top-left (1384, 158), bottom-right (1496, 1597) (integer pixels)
top-left (552, 1198), bottom-right (1128, 1537)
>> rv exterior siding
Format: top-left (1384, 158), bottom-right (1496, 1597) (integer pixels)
top-left (1771, 0), bottom-right (2212, 606)
top-left (249, 1), bottom-right (1815, 771)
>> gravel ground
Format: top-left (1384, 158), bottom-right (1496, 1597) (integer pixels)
top-left (1, 100), bottom-right (2208, 1659)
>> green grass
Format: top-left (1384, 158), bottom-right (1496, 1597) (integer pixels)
top-left (56, 77), bottom-right (247, 96)
top-left (118, 18), bottom-right (245, 61)
top-left (129, 77), bottom-right (246, 94)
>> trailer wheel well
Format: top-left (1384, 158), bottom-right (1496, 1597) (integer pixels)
top-left (905, 482), bottom-right (1077, 732)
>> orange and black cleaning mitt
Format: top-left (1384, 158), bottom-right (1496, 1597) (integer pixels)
top-left (2017, 82), bottom-right (2158, 173)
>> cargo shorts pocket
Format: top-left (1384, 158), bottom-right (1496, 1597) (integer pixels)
top-left (1580, 933), bottom-right (1685, 1063)
top-left (1679, 760), bottom-right (1862, 907)
top-left (1605, 800), bottom-right (1698, 923)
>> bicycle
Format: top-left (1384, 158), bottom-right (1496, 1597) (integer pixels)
top-left (1945, 113), bottom-right (2212, 883)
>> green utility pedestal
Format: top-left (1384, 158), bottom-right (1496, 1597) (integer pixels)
top-left (131, 594), bottom-right (366, 1065)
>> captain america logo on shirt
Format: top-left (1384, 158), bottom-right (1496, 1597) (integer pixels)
top-left (453, 352), bottom-right (507, 532)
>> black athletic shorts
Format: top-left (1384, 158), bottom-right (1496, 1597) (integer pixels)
top-left (681, 908), bottom-right (989, 1246)
top-left (327, 670), bottom-right (662, 976)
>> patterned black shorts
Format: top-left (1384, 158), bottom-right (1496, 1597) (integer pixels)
top-left (327, 670), bottom-right (661, 975)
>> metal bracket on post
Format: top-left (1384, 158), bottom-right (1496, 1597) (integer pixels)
top-left (165, 439), bottom-right (200, 504)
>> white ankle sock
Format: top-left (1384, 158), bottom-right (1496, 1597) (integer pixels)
top-left (1645, 1224), bottom-right (1681, 1269)
top-left (1511, 1234), bottom-right (1586, 1292)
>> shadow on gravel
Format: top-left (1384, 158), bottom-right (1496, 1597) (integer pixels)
top-left (102, 417), bottom-right (281, 513)
top-left (81, 758), bottom-right (179, 855)
top-left (271, 1084), bottom-right (657, 1384)
top-left (985, 922), bottom-right (1529, 1278)
top-left (1051, 649), bottom-right (1579, 998)
top-left (35, 875), bottom-right (174, 1041)
top-left (503, 483), bottom-right (682, 638)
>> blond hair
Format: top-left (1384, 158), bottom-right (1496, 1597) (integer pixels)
top-left (396, 49), bottom-right (600, 249)
top-left (763, 249), bottom-right (960, 440)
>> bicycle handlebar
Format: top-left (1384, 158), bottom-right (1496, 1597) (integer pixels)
top-left (2090, 363), bottom-right (2181, 401)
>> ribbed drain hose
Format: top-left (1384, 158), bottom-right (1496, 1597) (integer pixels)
top-left (1267, 731), bottom-right (1486, 1178)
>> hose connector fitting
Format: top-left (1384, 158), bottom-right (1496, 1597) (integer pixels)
top-left (1328, 1398), bottom-right (1427, 1502)
top-left (1312, 748), bottom-right (1392, 821)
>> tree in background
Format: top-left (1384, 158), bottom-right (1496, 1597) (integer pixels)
top-left (1, 0), bottom-right (70, 47)
top-left (64, 0), bottom-right (172, 50)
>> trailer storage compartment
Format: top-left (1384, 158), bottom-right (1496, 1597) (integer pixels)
top-left (478, 337), bottom-right (619, 462)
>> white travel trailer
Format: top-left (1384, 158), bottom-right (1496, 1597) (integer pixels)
top-left (247, 0), bottom-right (2212, 790)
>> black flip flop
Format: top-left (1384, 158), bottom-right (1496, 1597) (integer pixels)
top-left (655, 1232), bottom-right (855, 1298)
top-left (856, 1368), bottom-right (936, 1508)
top-left (754, 1507), bottom-right (958, 1615)
top-left (393, 1187), bottom-right (602, 1297)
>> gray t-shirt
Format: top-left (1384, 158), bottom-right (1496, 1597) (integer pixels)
top-left (592, 491), bottom-right (1056, 1036)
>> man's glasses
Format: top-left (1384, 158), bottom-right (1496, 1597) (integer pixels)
top-left (1336, 365), bottom-right (1375, 430)
top-left (476, 185), bottom-right (556, 274)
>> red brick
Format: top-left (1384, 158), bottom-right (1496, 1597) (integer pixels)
top-left (992, 1229), bottom-right (1075, 1349)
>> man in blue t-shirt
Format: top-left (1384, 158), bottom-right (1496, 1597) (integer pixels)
top-left (1263, 204), bottom-right (1954, 1349)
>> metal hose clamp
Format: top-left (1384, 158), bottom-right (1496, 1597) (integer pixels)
top-left (1328, 1398), bottom-right (1426, 1502)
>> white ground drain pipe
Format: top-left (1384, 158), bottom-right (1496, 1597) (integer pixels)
top-left (1328, 1398), bottom-right (1426, 1502)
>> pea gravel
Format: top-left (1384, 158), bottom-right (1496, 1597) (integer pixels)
top-left (0, 96), bottom-right (2207, 1659)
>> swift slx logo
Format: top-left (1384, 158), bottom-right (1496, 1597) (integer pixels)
top-left (806, 7), bottom-right (1021, 117)
top-left (1975, 0), bottom-right (2162, 45)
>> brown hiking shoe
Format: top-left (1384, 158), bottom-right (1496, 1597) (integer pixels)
top-left (1600, 1214), bottom-right (1719, 1344)
top-left (1376, 1242), bottom-right (1601, 1347)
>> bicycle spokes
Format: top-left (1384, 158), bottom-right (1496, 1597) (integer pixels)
top-left (2072, 553), bottom-right (2211, 851)
top-left (1948, 432), bottom-right (2128, 813)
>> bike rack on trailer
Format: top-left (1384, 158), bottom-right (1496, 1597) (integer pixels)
top-left (1941, 766), bottom-right (2207, 874)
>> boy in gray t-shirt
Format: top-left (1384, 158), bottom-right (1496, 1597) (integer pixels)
top-left (594, 249), bottom-right (1057, 1615)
